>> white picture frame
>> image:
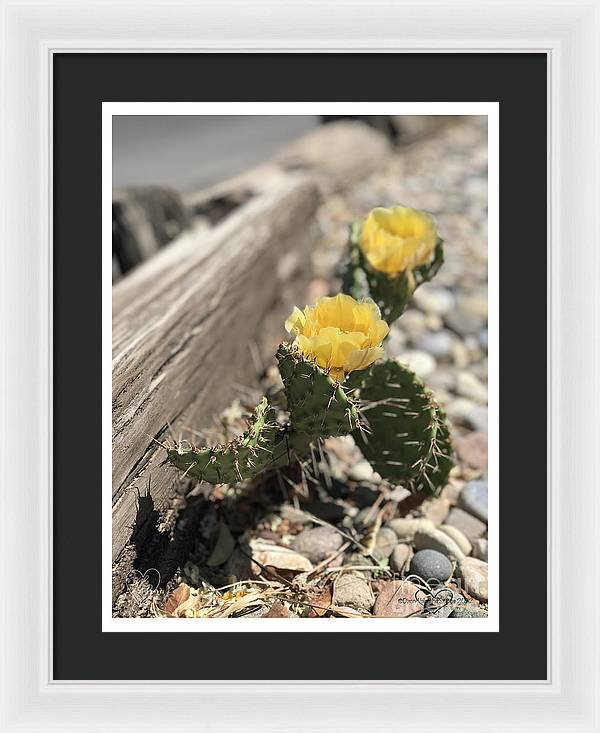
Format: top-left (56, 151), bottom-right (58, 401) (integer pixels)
top-left (1, 1), bottom-right (598, 730)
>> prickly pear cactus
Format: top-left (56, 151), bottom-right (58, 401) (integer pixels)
top-left (344, 217), bottom-right (445, 324)
top-left (276, 342), bottom-right (360, 438)
top-left (166, 397), bottom-right (289, 484)
top-left (352, 360), bottom-right (453, 494)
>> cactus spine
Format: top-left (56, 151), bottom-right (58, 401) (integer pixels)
top-left (165, 205), bottom-right (454, 496)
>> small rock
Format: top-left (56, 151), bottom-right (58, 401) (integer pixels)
top-left (347, 459), bottom-right (375, 482)
top-left (445, 309), bottom-right (484, 337)
top-left (456, 371), bottom-right (488, 403)
top-left (479, 328), bottom-right (488, 351)
top-left (456, 431), bottom-right (488, 470)
top-left (446, 398), bottom-right (488, 432)
top-left (385, 325), bottom-right (407, 356)
top-left (386, 517), bottom-right (435, 542)
top-left (354, 506), bottom-right (380, 528)
top-left (449, 603), bottom-right (487, 618)
top-left (390, 543), bottom-right (412, 574)
top-left (423, 586), bottom-right (464, 618)
top-left (445, 507), bottom-right (486, 543)
top-left (413, 527), bottom-right (465, 562)
top-left (451, 340), bottom-right (471, 368)
top-left (343, 552), bottom-right (372, 575)
top-left (279, 505), bottom-right (311, 525)
top-left (398, 309), bottom-right (427, 341)
top-left (388, 486), bottom-right (412, 502)
top-left (372, 527), bottom-right (398, 560)
top-left (333, 573), bottom-right (374, 611)
top-left (441, 479), bottom-right (464, 505)
top-left (250, 539), bottom-right (313, 574)
top-left (472, 538), bottom-right (488, 562)
top-left (372, 580), bottom-right (422, 617)
top-left (426, 367), bottom-right (456, 393)
top-left (409, 549), bottom-right (453, 582)
top-left (291, 526), bottom-right (344, 564)
top-left (397, 350), bottom-right (436, 378)
top-left (423, 497), bottom-right (451, 525)
top-left (439, 525), bottom-right (472, 556)
top-left (413, 284), bottom-right (455, 316)
top-left (415, 329), bottom-right (456, 360)
top-left (459, 480), bottom-right (488, 522)
top-left (459, 557), bottom-right (488, 602)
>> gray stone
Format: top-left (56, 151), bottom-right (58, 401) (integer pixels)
top-left (332, 573), bottom-right (374, 611)
top-left (291, 526), bottom-right (343, 564)
top-left (385, 325), bottom-right (407, 356)
top-left (409, 549), bottom-right (453, 583)
top-left (372, 527), bottom-right (398, 560)
top-left (472, 538), bottom-right (488, 562)
top-left (413, 527), bottom-right (466, 563)
top-left (479, 328), bottom-right (488, 350)
top-left (413, 284), bottom-right (455, 316)
top-left (386, 517), bottom-right (435, 543)
top-left (423, 496), bottom-right (451, 525)
top-left (439, 524), bottom-right (472, 556)
top-left (445, 507), bottom-right (486, 543)
top-left (389, 543), bottom-right (412, 574)
top-left (445, 399), bottom-right (488, 433)
top-left (459, 480), bottom-right (488, 522)
top-left (415, 330), bottom-right (456, 359)
top-left (397, 309), bottom-right (427, 341)
top-left (449, 603), bottom-right (487, 618)
top-left (426, 368), bottom-right (456, 393)
top-left (455, 432), bottom-right (488, 471)
top-left (445, 309), bottom-right (484, 337)
top-left (456, 371), bottom-right (488, 403)
top-left (459, 557), bottom-right (488, 602)
top-left (396, 350), bottom-right (436, 378)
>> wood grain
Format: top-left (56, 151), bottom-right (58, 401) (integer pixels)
top-left (112, 174), bottom-right (320, 562)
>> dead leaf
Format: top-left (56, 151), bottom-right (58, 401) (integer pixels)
top-left (164, 583), bottom-right (190, 615)
top-left (308, 585), bottom-right (332, 617)
top-left (262, 600), bottom-right (292, 618)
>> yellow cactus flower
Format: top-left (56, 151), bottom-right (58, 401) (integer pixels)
top-left (285, 293), bottom-right (389, 382)
top-left (359, 205), bottom-right (439, 277)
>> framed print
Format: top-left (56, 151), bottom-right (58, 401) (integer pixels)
top-left (1, 1), bottom-right (599, 731)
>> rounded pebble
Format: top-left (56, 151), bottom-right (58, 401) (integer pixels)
top-left (409, 549), bottom-right (453, 583)
top-left (459, 480), bottom-right (488, 522)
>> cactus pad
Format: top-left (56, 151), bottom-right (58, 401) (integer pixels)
top-left (276, 342), bottom-right (360, 438)
top-left (166, 397), bottom-right (290, 484)
top-left (352, 359), bottom-right (453, 494)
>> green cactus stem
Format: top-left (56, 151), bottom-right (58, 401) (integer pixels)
top-left (166, 397), bottom-right (291, 484)
top-left (352, 359), bottom-right (453, 494)
top-left (276, 342), bottom-right (360, 438)
top-left (343, 219), bottom-right (445, 325)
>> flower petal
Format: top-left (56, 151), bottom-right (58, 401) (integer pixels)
top-left (344, 346), bottom-right (385, 373)
top-left (284, 306), bottom-right (306, 336)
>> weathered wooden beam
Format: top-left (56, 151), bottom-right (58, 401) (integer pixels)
top-left (112, 174), bottom-right (320, 563)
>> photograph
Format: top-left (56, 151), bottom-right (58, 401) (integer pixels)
top-left (107, 104), bottom-right (496, 627)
